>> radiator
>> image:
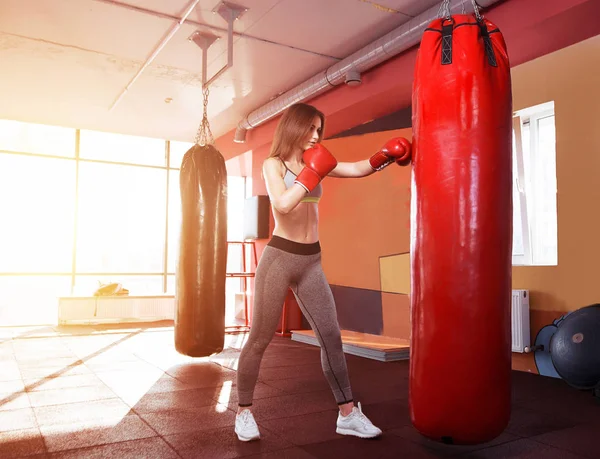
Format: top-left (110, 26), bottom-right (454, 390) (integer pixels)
top-left (58, 295), bottom-right (175, 325)
top-left (511, 289), bottom-right (531, 353)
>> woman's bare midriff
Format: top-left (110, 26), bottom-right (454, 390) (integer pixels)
top-left (271, 201), bottom-right (319, 244)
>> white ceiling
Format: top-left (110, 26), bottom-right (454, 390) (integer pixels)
top-left (0, 0), bottom-right (441, 143)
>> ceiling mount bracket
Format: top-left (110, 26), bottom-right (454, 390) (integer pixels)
top-left (213, 1), bottom-right (248, 23)
top-left (189, 1), bottom-right (248, 89)
top-left (189, 31), bottom-right (219, 88)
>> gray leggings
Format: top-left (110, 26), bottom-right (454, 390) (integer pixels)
top-left (236, 235), bottom-right (353, 406)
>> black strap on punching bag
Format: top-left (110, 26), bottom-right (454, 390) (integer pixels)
top-left (175, 86), bottom-right (227, 357)
top-left (441, 20), bottom-right (453, 65)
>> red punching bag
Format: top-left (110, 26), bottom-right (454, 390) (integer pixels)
top-left (410, 13), bottom-right (513, 445)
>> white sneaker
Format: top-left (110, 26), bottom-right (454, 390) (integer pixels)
top-left (336, 402), bottom-right (382, 439)
top-left (235, 409), bottom-right (261, 442)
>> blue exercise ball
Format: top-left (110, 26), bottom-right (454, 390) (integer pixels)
top-left (549, 304), bottom-right (600, 390)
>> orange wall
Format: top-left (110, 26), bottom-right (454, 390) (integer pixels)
top-left (319, 36), bottom-right (600, 372)
top-left (319, 130), bottom-right (412, 291)
top-left (510, 35), bottom-right (600, 313)
top-left (225, 149), bottom-right (252, 177)
top-left (244, 129), bottom-right (413, 293)
top-left (510, 35), bottom-right (600, 372)
top-left (244, 35), bottom-right (600, 373)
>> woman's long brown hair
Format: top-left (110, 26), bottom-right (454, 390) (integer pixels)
top-left (268, 103), bottom-right (325, 160)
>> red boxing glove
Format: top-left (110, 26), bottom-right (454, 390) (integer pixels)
top-left (369, 137), bottom-right (412, 171)
top-left (295, 144), bottom-right (338, 192)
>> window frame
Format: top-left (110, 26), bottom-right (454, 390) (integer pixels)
top-left (512, 102), bottom-right (557, 266)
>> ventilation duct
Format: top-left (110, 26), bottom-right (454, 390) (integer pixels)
top-left (233, 0), bottom-right (501, 143)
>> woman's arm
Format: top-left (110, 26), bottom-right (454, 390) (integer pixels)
top-left (328, 137), bottom-right (412, 178)
top-left (263, 158), bottom-right (307, 214)
top-left (328, 160), bottom-right (375, 178)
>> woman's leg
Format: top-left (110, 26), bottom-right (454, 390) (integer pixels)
top-left (293, 255), bottom-right (382, 438)
top-left (292, 255), bottom-right (353, 406)
top-left (236, 246), bottom-right (291, 407)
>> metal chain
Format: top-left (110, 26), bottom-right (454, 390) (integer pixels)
top-left (194, 85), bottom-right (214, 146)
top-left (438, 0), bottom-right (451, 19)
top-left (438, 0), bottom-right (482, 20)
top-left (471, 0), bottom-right (483, 20)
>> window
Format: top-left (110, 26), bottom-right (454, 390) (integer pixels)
top-left (0, 119), bottom-right (76, 157)
top-left (166, 275), bottom-right (176, 295)
top-left (228, 176), bottom-right (246, 242)
top-left (245, 176), bottom-right (253, 198)
top-left (512, 101), bottom-right (558, 266)
top-left (167, 169), bottom-right (181, 273)
top-left (0, 116), bottom-right (255, 326)
top-left (80, 130), bottom-right (166, 166)
top-left (169, 141), bottom-right (195, 169)
top-left (75, 162), bottom-right (167, 273)
top-left (0, 154), bottom-right (76, 273)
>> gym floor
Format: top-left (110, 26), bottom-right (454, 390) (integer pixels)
top-left (1, 323), bottom-right (598, 458)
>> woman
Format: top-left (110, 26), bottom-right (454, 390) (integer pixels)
top-left (235, 103), bottom-right (411, 442)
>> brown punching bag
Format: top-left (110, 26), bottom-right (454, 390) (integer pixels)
top-left (175, 143), bottom-right (227, 357)
top-left (409, 12), bottom-right (513, 445)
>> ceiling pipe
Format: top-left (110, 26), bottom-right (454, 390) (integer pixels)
top-left (233, 0), bottom-right (501, 143)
